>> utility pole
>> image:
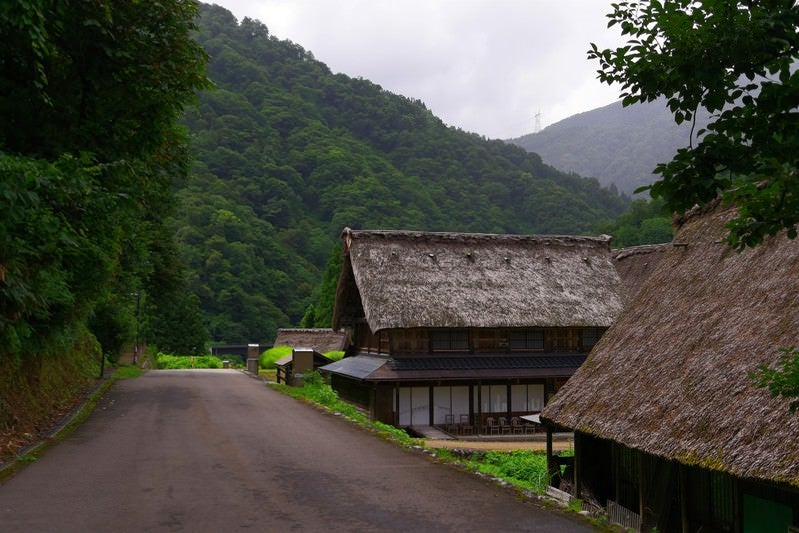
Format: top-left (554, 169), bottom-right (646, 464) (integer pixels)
top-left (133, 292), bottom-right (141, 365)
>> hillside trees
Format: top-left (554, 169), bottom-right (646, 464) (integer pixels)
top-left (590, 0), bottom-right (799, 250)
top-left (0, 1), bottom-right (209, 360)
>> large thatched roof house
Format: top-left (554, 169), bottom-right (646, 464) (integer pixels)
top-left (321, 228), bottom-right (625, 431)
top-left (542, 202), bottom-right (799, 532)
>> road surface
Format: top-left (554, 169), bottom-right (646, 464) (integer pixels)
top-left (0, 370), bottom-right (591, 532)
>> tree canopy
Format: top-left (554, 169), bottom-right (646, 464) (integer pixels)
top-left (589, 0), bottom-right (799, 249)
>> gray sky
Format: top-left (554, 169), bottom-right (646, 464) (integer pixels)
top-left (209, 1), bottom-right (626, 140)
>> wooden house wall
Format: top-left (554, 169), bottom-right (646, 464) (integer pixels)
top-left (567, 433), bottom-right (799, 532)
top-left (380, 327), bottom-right (605, 356)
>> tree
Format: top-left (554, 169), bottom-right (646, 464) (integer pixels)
top-left (589, 0), bottom-right (799, 250)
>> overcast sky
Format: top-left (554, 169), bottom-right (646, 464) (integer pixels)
top-left (209, 1), bottom-right (627, 140)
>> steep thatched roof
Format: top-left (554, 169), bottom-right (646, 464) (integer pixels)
top-left (333, 228), bottom-right (625, 332)
top-left (542, 203), bottom-right (799, 487)
top-left (612, 243), bottom-right (669, 302)
top-left (272, 328), bottom-right (347, 354)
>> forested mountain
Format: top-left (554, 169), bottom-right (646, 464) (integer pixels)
top-left (176, 4), bottom-right (631, 343)
top-left (509, 100), bottom-right (711, 195)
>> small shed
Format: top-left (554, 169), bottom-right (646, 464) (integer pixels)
top-left (275, 348), bottom-right (334, 386)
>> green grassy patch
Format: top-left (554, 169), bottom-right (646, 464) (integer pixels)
top-left (113, 364), bottom-right (144, 379)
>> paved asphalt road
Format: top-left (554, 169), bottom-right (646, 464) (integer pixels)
top-left (0, 370), bottom-right (591, 532)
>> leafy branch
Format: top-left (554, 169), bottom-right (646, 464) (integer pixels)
top-left (750, 346), bottom-right (799, 413)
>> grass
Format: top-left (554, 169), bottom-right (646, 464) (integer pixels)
top-left (113, 364), bottom-right (144, 379)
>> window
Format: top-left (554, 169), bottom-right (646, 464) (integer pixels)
top-left (509, 330), bottom-right (544, 351)
top-left (430, 329), bottom-right (469, 352)
top-left (550, 328), bottom-right (578, 351)
top-left (581, 328), bottom-right (603, 350)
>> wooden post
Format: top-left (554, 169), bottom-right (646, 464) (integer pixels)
top-left (679, 463), bottom-right (689, 533)
top-left (573, 432), bottom-right (580, 498)
top-left (546, 427), bottom-right (556, 485)
top-left (638, 451), bottom-right (646, 531)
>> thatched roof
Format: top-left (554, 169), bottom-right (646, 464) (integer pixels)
top-left (612, 243), bottom-right (669, 302)
top-left (333, 228), bottom-right (625, 332)
top-left (272, 328), bottom-right (347, 354)
top-left (542, 203), bottom-right (799, 487)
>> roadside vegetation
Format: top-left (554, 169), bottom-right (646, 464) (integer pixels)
top-left (154, 353), bottom-right (232, 369)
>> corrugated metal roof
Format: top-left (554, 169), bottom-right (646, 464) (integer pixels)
top-left (319, 354), bottom-right (585, 382)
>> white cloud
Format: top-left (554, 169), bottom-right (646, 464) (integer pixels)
top-left (208, 0), bottom-right (626, 139)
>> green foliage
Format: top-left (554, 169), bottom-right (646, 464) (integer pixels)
top-left (590, 1), bottom-right (799, 249)
top-left (304, 244), bottom-right (343, 328)
top-left (259, 345), bottom-right (292, 369)
top-left (323, 351), bottom-right (345, 362)
top-left (595, 198), bottom-right (673, 248)
top-left (750, 346), bottom-right (799, 413)
top-left (145, 292), bottom-right (208, 357)
top-left (468, 450), bottom-right (550, 493)
top-left (0, 1), bottom-right (209, 364)
top-left (113, 364), bottom-right (144, 380)
top-left (155, 353), bottom-right (223, 369)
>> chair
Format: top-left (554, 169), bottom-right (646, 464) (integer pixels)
top-left (444, 414), bottom-right (457, 434)
top-left (459, 414), bottom-right (474, 435)
top-left (485, 416), bottom-right (500, 435)
top-left (510, 416), bottom-right (525, 435)
top-left (498, 416), bottom-right (511, 434)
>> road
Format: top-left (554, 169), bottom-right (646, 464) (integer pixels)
top-left (0, 370), bottom-right (591, 532)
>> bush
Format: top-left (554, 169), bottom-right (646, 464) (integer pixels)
top-left (155, 353), bottom-right (223, 369)
top-left (324, 350), bottom-right (345, 362)
top-left (259, 345), bottom-right (292, 369)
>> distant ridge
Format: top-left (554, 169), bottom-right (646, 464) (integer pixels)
top-left (509, 99), bottom-right (711, 195)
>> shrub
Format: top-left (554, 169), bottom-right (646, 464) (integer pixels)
top-left (259, 345), bottom-right (292, 369)
top-left (324, 350), bottom-right (345, 362)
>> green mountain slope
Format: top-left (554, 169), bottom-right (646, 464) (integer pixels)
top-left (509, 100), bottom-right (711, 195)
top-left (175, 4), bottom-right (630, 343)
